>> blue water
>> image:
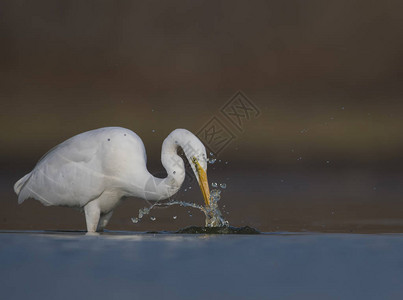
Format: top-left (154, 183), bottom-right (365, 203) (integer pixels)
top-left (0, 231), bottom-right (402, 300)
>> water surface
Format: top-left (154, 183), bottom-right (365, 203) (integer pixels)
top-left (1, 231), bottom-right (402, 300)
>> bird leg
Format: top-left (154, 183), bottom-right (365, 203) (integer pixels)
top-left (84, 200), bottom-right (101, 234)
top-left (97, 211), bottom-right (113, 232)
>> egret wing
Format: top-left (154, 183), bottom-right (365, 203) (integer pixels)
top-left (17, 136), bottom-right (105, 207)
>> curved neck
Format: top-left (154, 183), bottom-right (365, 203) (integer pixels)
top-left (141, 130), bottom-right (189, 201)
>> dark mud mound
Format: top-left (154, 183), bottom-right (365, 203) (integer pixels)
top-left (176, 226), bottom-right (260, 234)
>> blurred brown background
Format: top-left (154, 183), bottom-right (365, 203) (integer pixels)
top-left (1, 0), bottom-right (403, 232)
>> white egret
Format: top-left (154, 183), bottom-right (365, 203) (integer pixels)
top-left (14, 127), bottom-right (210, 233)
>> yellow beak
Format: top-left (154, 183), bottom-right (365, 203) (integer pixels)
top-left (194, 159), bottom-right (210, 207)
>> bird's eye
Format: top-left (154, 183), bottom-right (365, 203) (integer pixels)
top-left (192, 157), bottom-right (197, 164)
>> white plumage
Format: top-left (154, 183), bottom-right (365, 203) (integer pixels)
top-left (14, 127), bottom-right (210, 233)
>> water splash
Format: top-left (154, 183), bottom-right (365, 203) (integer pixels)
top-left (131, 188), bottom-right (228, 227)
top-left (203, 189), bottom-right (228, 227)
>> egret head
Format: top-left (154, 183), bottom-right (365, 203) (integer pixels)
top-left (163, 129), bottom-right (211, 206)
top-left (178, 131), bottom-right (210, 207)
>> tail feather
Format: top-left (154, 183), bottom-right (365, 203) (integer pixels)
top-left (14, 173), bottom-right (31, 204)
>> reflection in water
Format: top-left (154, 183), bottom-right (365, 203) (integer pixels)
top-left (131, 189), bottom-right (228, 227)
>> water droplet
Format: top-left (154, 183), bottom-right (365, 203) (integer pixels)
top-left (151, 109), bottom-right (155, 112)
top-left (184, 189), bottom-right (187, 192)
top-left (152, 129), bottom-right (155, 133)
top-left (173, 216), bottom-right (177, 220)
top-left (225, 161), bottom-right (229, 165)
top-left (131, 217), bottom-right (139, 223)
top-left (212, 182), bottom-right (218, 188)
top-left (220, 183), bottom-right (226, 189)
top-left (150, 216), bottom-right (156, 221)
top-left (219, 159), bottom-right (222, 163)
top-left (211, 189), bottom-right (221, 195)
top-left (297, 157), bottom-right (302, 161)
top-left (188, 186), bottom-right (192, 189)
top-left (189, 214), bottom-right (193, 217)
top-left (138, 207), bottom-right (150, 219)
top-left (209, 152), bottom-right (214, 156)
top-left (208, 158), bottom-right (216, 164)
top-left (326, 160), bottom-right (330, 164)
top-left (341, 106), bottom-right (345, 110)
